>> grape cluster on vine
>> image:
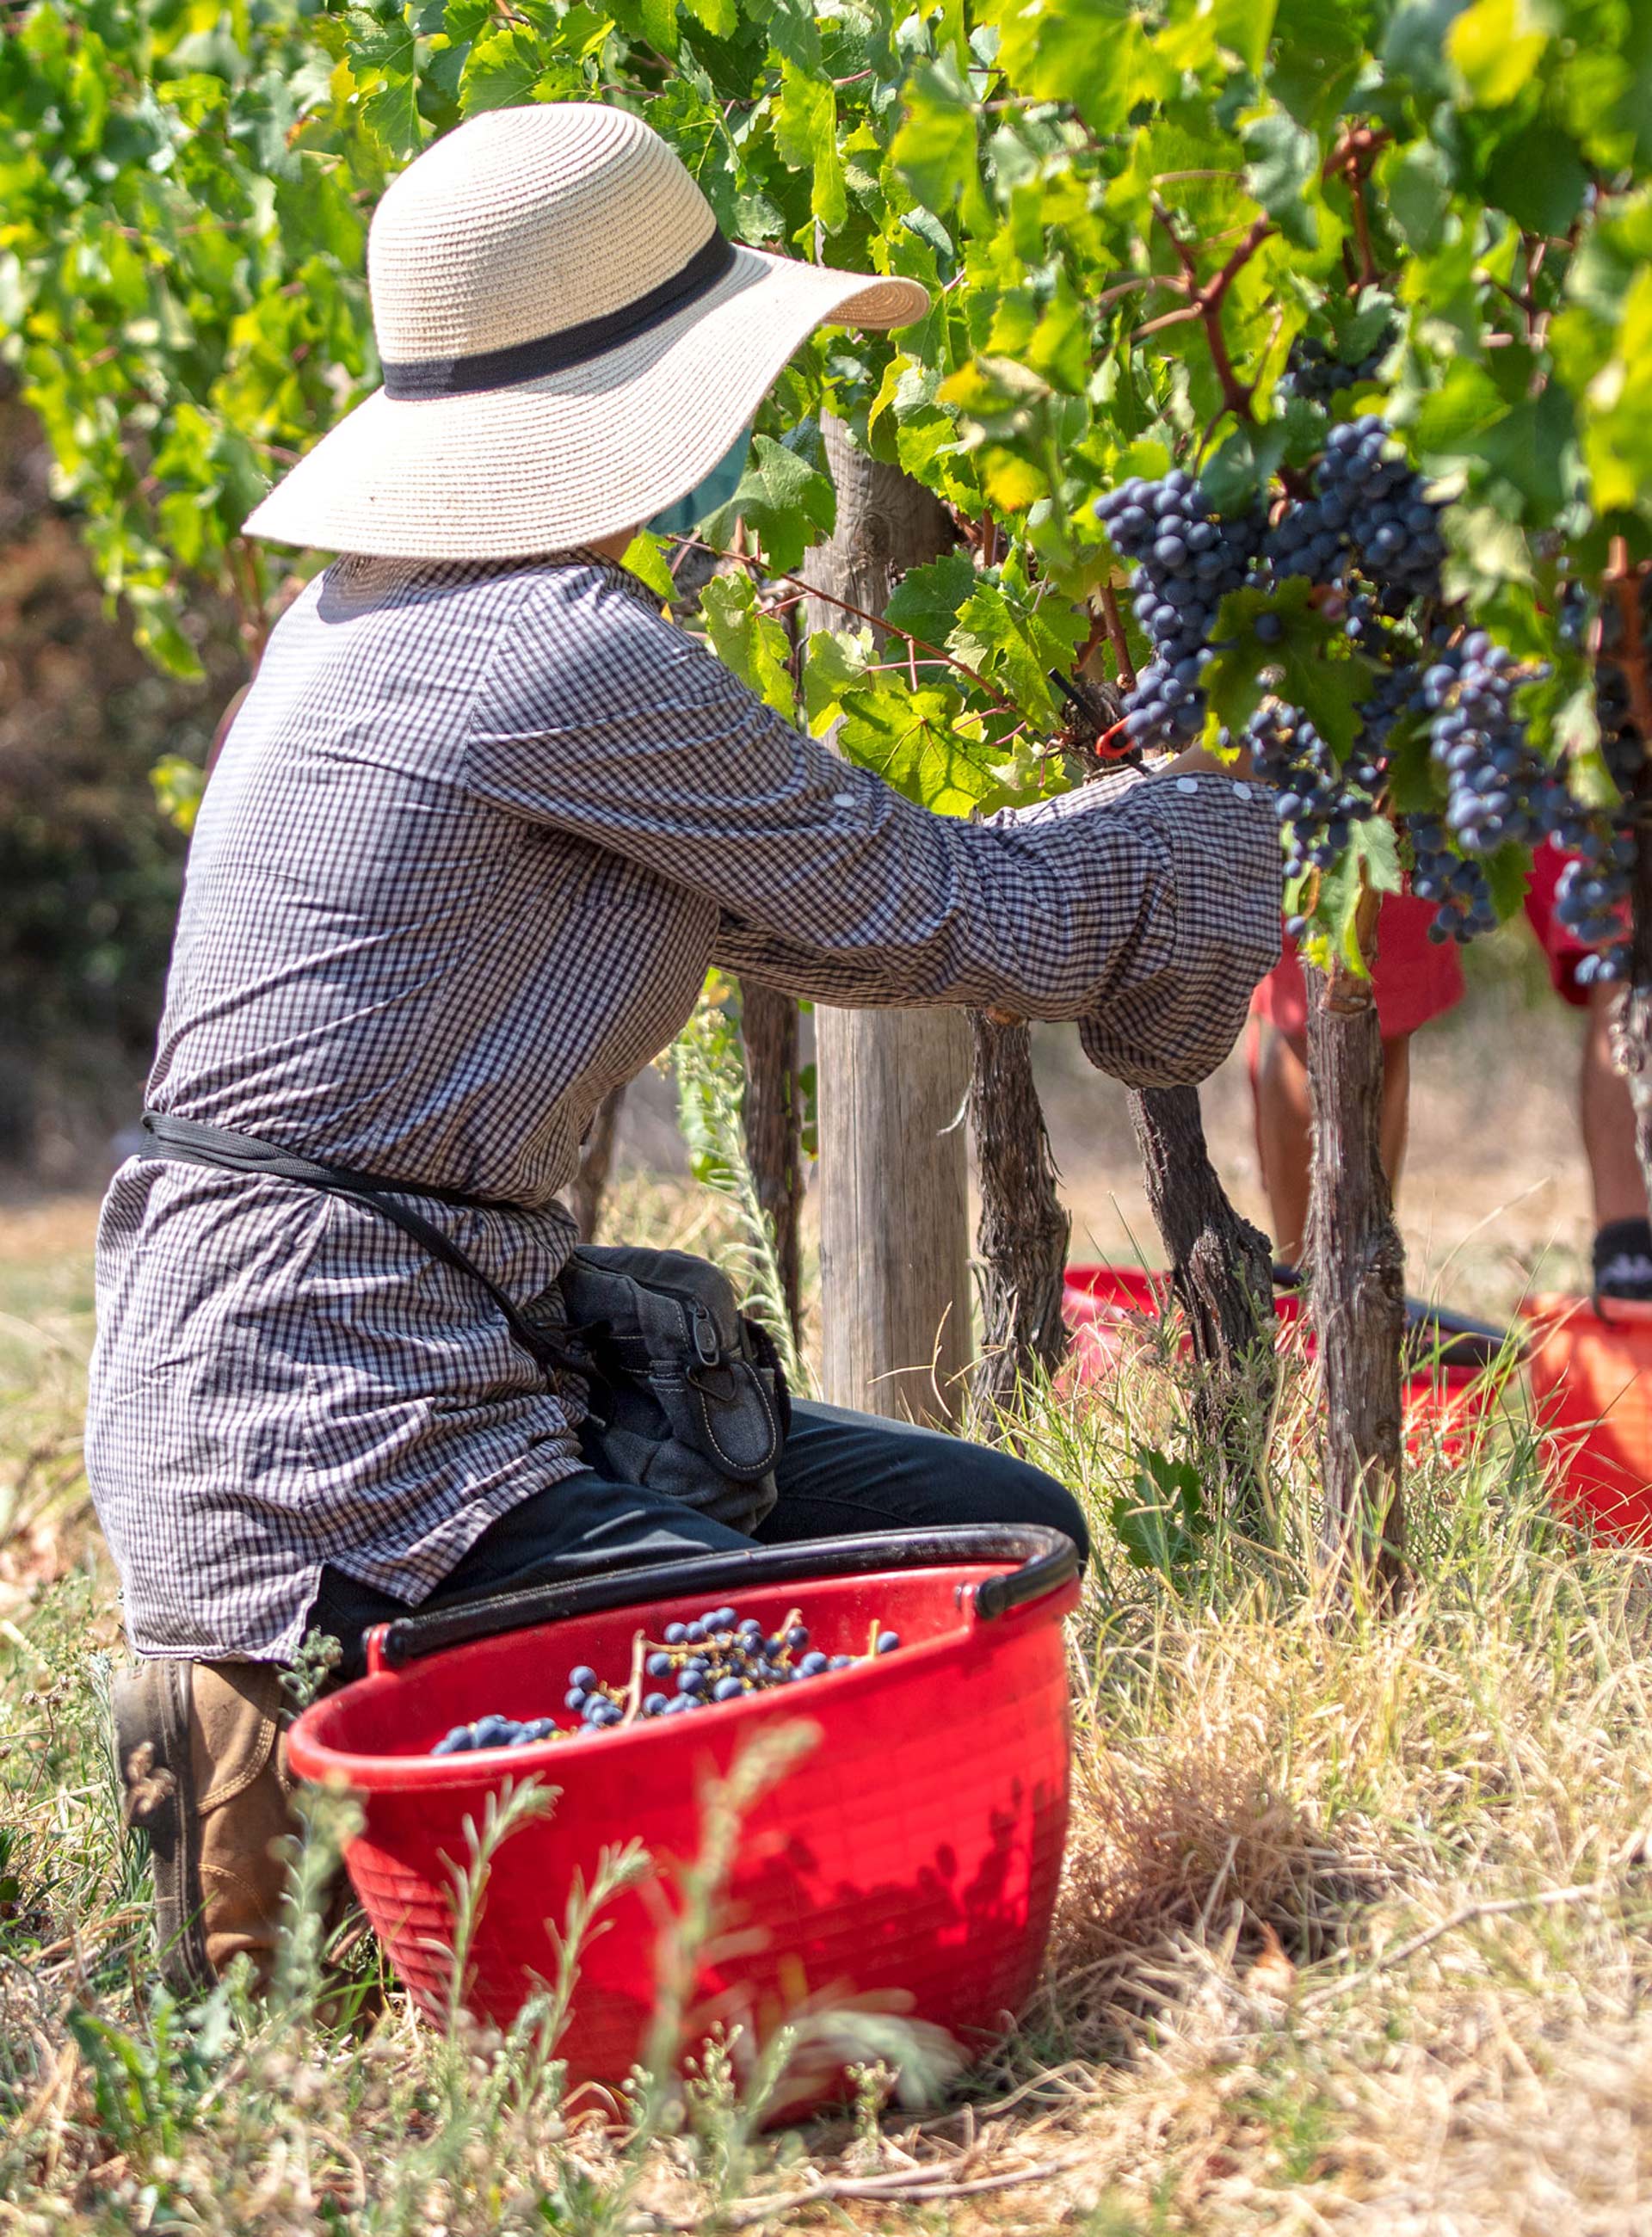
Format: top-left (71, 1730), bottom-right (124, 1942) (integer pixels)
top-left (1422, 633), bottom-right (1555, 857)
top-left (1276, 327), bottom-right (1394, 404)
top-left (1096, 471), bottom-right (1262, 749)
top-left (1547, 570), bottom-right (1652, 983)
top-left (1093, 410), bottom-right (1624, 958)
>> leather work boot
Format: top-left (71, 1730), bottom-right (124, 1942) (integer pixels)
top-left (114, 1659), bottom-right (298, 1997)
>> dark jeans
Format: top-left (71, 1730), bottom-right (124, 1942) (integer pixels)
top-left (311, 1400), bottom-right (1088, 1680)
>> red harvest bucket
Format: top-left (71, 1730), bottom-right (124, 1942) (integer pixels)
top-left (1522, 1294), bottom-right (1652, 1542)
top-left (1062, 1264), bottom-right (1499, 1461)
top-left (287, 1527), bottom-right (1080, 2111)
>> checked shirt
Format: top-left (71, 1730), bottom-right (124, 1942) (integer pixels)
top-left (87, 551), bottom-right (1280, 1661)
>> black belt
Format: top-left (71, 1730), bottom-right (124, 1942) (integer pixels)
top-left (138, 1111), bottom-right (589, 1380)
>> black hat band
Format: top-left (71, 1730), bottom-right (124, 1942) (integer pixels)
top-left (379, 229), bottom-right (738, 402)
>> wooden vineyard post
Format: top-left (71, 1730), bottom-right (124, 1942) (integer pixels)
top-left (803, 416), bottom-right (973, 1424)
top-left (1303, 883), bottom-right (1407, 1593)
top-left (739, 981), bottom-right (804, 1343)
top-left (570, 1083), bottom-right (625, 1242)
top-left (1128, 1085), bottom-right (1278, 1513)
top-left (969, 1014), bottom-right (1070, 1418)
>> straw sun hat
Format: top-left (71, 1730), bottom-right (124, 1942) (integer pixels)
top-left (246, 103), bottom-right (930, 559)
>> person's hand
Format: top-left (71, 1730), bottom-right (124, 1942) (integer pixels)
top-left (1159, 738), bottom-right (1254, 781)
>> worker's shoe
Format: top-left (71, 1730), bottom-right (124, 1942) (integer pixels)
top-left (113, 1658), bottom-right (297, 1998)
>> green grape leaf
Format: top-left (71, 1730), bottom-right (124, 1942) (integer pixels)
top-left (773, 65), bottom-right (846, 231)
top-left (989, 0), bottom-right (1172, 137)
top-left (882, 551), bottom-right (979, 682)
top-left (762, 0), bottom-right (821, 71)
top-left (1482, 839), bottom-right (1532, 922)
top-left (1479, 120), bottom-right (1590, 237)
top-left (1446, 0), bottom-right (1550, 107)
top-left (684, 0), bottom-right (737, 36)
top-left (345, 9), bottom-right (416, 74)
top-left (1412, 358), bottom-right (1508, 453)
top-left (459, 25), bottom-right (557, 112)
top-left (361, 68), bottom-right (423, 157)
top-left (620, 529), bottom-right (677, 602)
top-left (702, 433), bottom-right (835, 575)
top-left (610, 0), bottom-right (677, 51)
top-left (802, 625), bottom-right (878, 736)
top-left (1385, 723), bottom-right (1436, 815)
top-left (1383, 139), bottom-right (1453, 254)
top-left (1204, 582), bottom-right (1374, 760)
top-left (891, 52), bottom-right (988, 233)
top-left (1314, 819), bottom-right (1402, 977)
top-left (836, 678), bottom-right (1000, 816)
top-left (949, 558), bottom-right (1084, 726)
top-left (1272, 0), bottom-right (1367, 126)
top-left (698, 572), bottom-right (797, 718)
top-left (1243, 110), bottom-right (1320, 250)
top-left (1212, 0), bottom-right (1278, 76)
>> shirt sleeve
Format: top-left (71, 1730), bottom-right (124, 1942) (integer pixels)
top-left (465, 564), bottom-right (1282, 1087)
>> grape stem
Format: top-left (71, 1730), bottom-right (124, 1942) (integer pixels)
top-left (1098, 585), bottom-right (1137, 690)
top-left (1144, 205), bottom-right (1270, 422)
top-left (1344, 157), bottom-right (1378, 286)
top-left (623, 1628), bottom-right (646, 1725)
top-left (663, 534), bottom-right (1021, 712)
top-left (1133, 126), bottom-right (1390, 430)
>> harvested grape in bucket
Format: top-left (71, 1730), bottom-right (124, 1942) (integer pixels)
top-left (428, 1603), bottom-right (903, 1754)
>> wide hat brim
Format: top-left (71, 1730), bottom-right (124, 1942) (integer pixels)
top-left (245, 249), bottom-right (928, 559)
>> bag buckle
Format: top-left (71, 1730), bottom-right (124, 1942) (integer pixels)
top-left (688, 1301), bottom-right (722, 1368)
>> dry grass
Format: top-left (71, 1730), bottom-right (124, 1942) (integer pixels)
top-left (4, 1186), bottom-right (1652, 2233)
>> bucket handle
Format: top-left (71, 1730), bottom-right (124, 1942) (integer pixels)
top-left (365, 1524), bottom-right (1079, 1673)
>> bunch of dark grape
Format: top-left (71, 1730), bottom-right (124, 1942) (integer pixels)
top-left (430, 1601), bottom-right (902, 1755)
top-left (1263, 490), bottom-right (1347, 586)
top-left (1596, 573), bottom-right (1652, 793)
top-left (1552, 823), bottom-right (1634, 982)
top-left (1315, 416), bottom-right (1447, 603)
top-left (1354, 641), bottom-right (1421, 760)
top-left (1277, 325), bottom-right (1394, 404)
top-left (1421, 632), bottom-right (1556, 855)
top-left (1088, 436), bottom-right (1606, 964)
top-left (1246, 699), bottom-right (1378, 915)
top-left (1095, 471), bottom-right (1263, 749)
top-left (1408, 814), bottom-right (1500, 944)
top-left (1557, 574), bottom-right (1592, 653)
top-left (1542, 570), bottom-right (1652, 982)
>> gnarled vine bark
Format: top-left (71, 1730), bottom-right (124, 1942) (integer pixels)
top-left (1304, 885), bottom-right (1407, 1595)
top-left (968, 1014), bottom-right (1069, 1419)
top-left (739, 980), bottom-right (804, 1345)
top-left (1129, 1084), bottom-right (1277, 1515)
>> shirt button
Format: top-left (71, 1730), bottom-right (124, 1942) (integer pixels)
top-left (1233, 781), bottom-right (1253, 800)
top-left (1176, 776), bottom-right (1199, 794)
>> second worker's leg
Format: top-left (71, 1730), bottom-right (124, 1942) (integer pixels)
top-left (1582, 981), bottom-right (1652, 1297)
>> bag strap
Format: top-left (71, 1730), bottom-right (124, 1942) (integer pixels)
top-left (139, 1111), bottom-right (589, 1379)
